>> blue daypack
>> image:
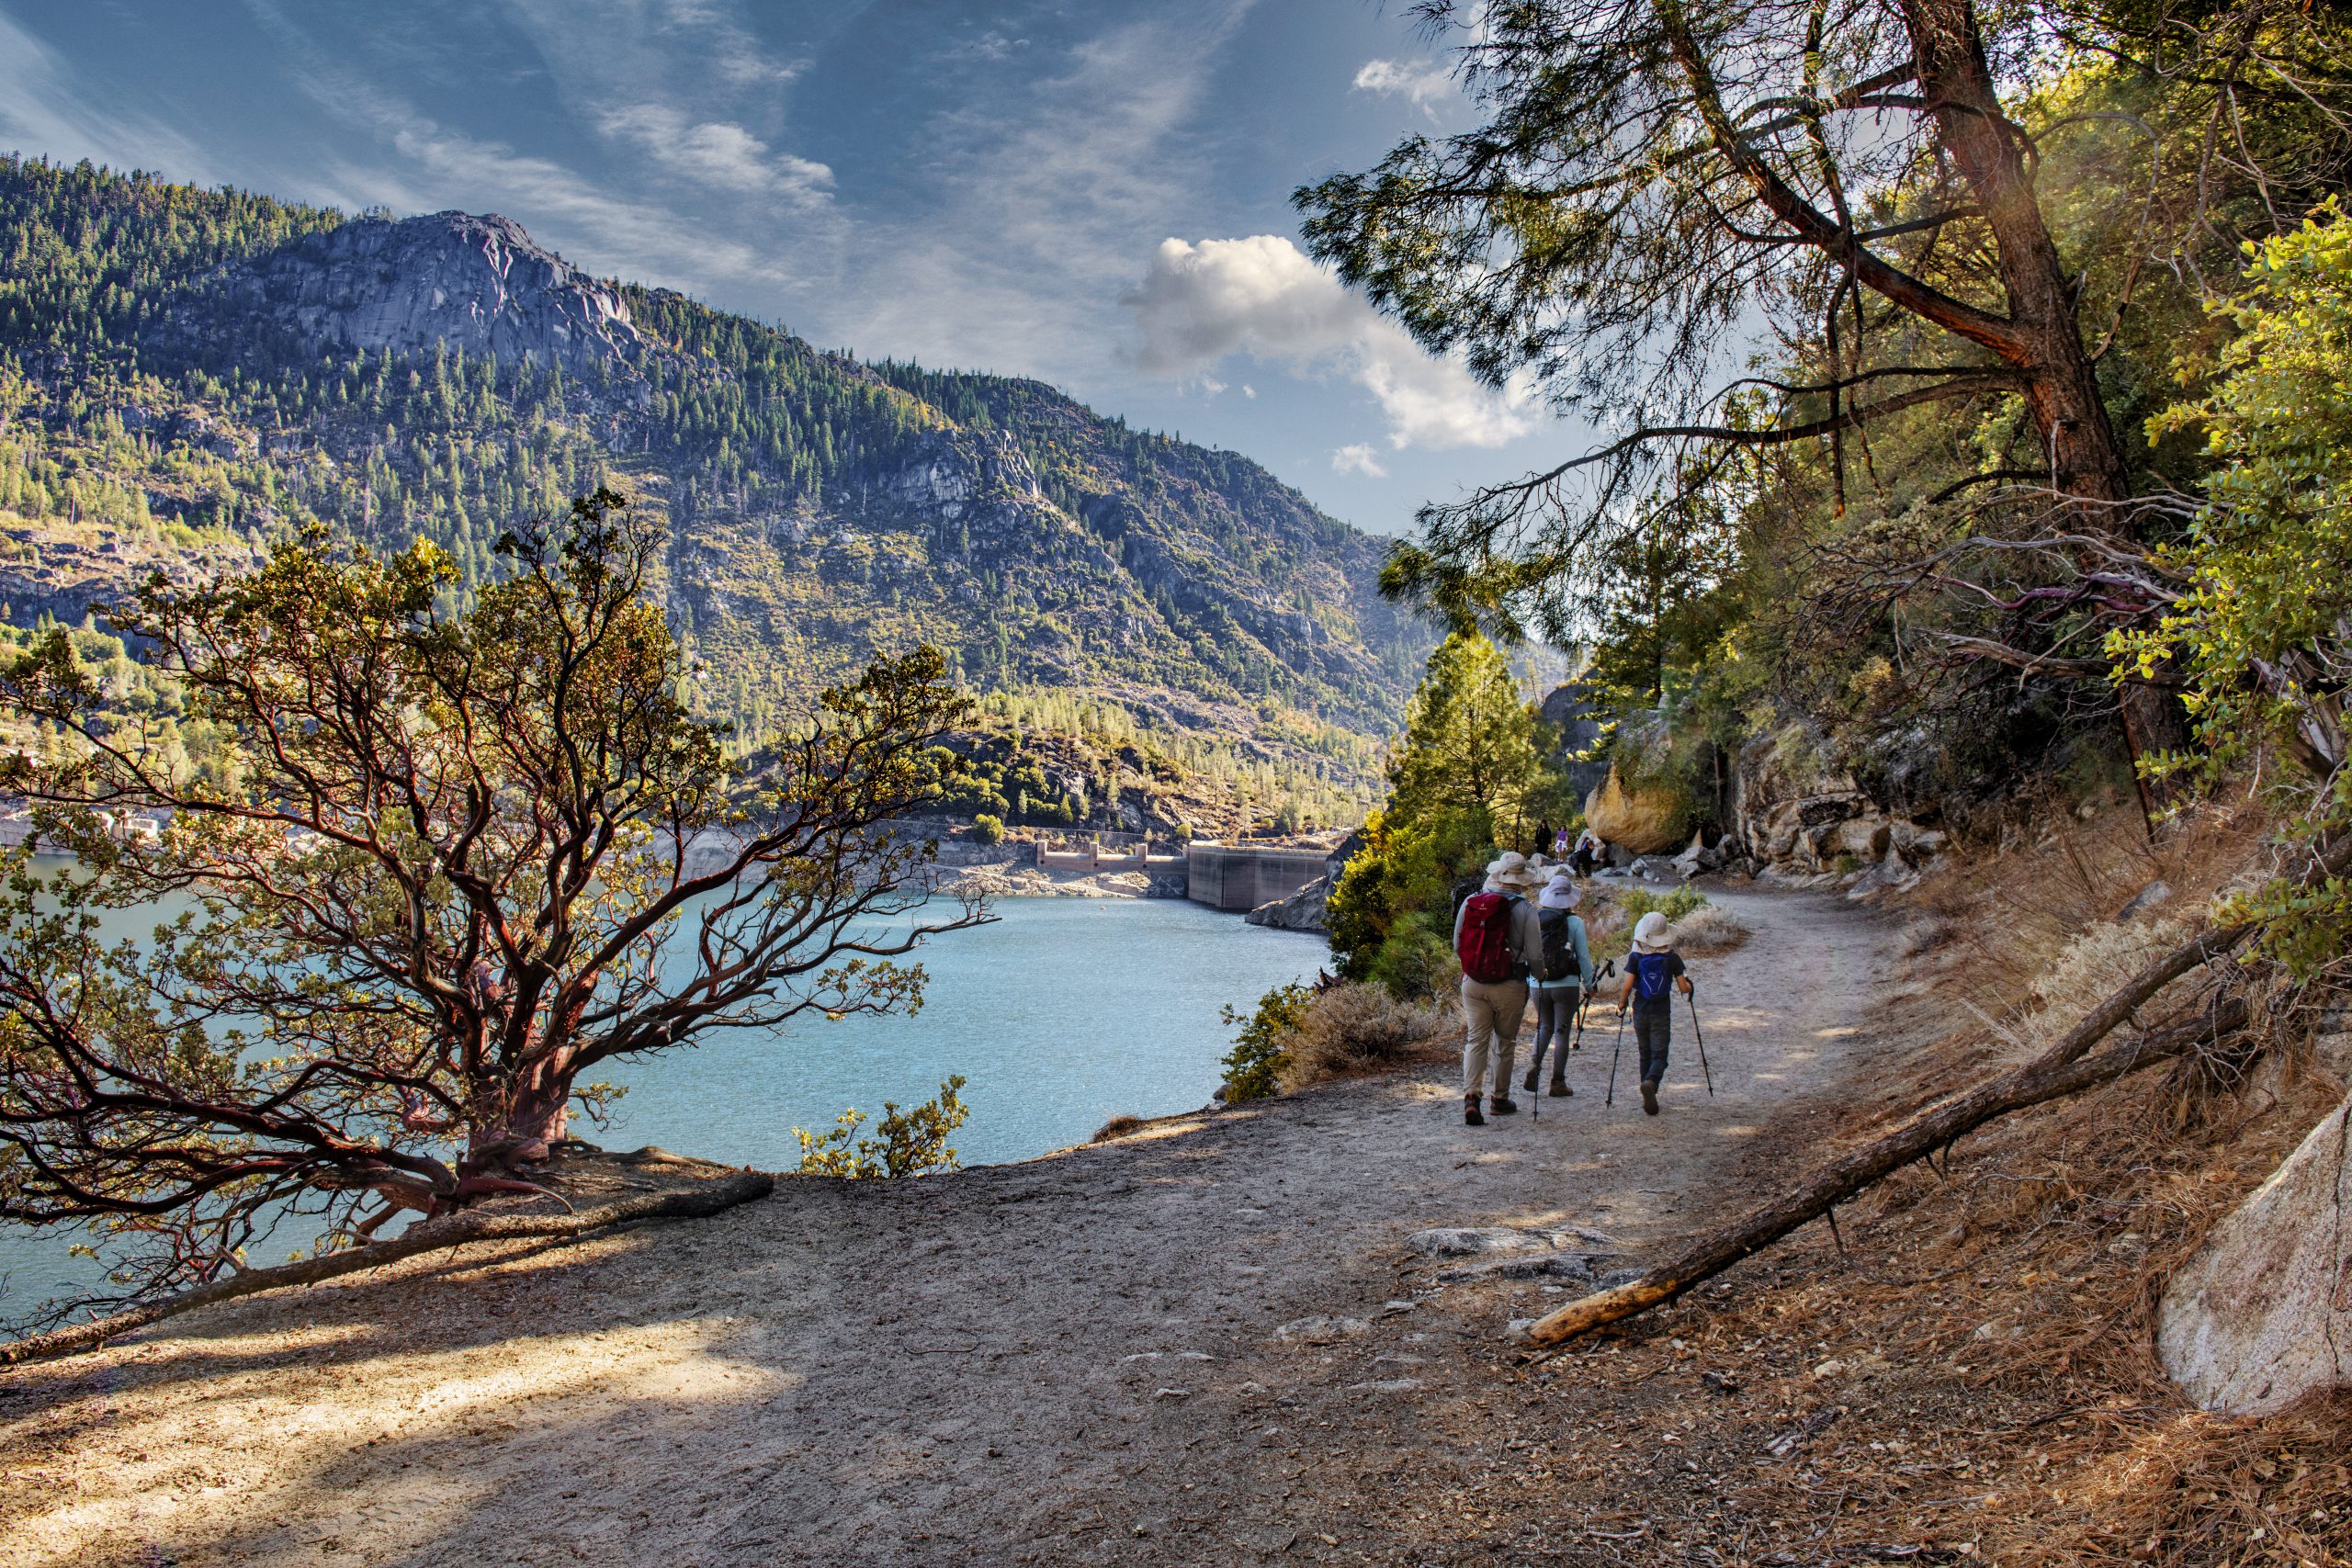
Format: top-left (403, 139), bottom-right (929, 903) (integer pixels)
top-left (1628, 950), bottom-right (1678, 1004)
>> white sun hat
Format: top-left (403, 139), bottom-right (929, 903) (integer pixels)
top-left (1633, 909), bottom-right (1673, 951)
top-left (1540, 868), bottom-right (1581, 909)
top-left (1484, 851), bottom-right (1531, 892)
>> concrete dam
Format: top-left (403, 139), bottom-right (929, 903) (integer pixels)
top-left (1182, 843), bottom-right (1340, 913)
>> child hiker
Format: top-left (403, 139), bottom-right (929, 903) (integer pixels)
top-left (1614, 909), bottom-right (1692, 1116)
top-left (1453, 852), bottom-right (1544, 1126)
top-left (1522, 867), bottom-right (1593, 1099)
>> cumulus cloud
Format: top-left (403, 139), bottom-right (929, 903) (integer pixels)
top-left (596, 105), bottom-right (833, 204)
top-left (1352, 57), bottom-right (1457, 111)
top-left (1331, 443), bottom-right (1387, 478)
top-left (1126, 234), bottom-right (1531, 451)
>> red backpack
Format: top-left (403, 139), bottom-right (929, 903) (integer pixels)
top-left (1456, 891), bottom-right (1517, 983)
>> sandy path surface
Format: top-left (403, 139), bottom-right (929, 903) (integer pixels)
top-left (0, 888), bottom-right (1894, 1567)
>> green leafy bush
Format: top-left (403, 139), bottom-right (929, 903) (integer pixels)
top-left (794, 1076), bottom-right (970, 1178)
top-left (1615, 886), bottom-right (1710, 925)
top-left (1219, 982), bottom-right (1314, 1102)
top-left (2117, 203), bottom-right (2352, 974)
top-left (969, 812), bottom-right (1005, 845)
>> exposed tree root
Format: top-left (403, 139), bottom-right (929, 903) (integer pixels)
top-left (0, 1168), bottom-right (775, 1368)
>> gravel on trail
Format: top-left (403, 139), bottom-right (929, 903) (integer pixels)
top-left (0, 888), bottom-right (1895, 1567)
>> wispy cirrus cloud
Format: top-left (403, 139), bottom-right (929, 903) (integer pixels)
top-left (1126, 233), bottom-right (1531, 451)
top-left (1331, 443), bottom-right (1387, 478)
top-left (0, 11), bottom-right (219, 179)
top-left (243, 0), bottom-right (814, 295)
top-left (594, 105), bottom-right (832, 204)
top-left (1351, 57), bottom-right (1457, 113)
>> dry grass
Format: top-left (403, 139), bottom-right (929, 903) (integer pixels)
top-left (1913, 793), bottom-right (2269, 1010)
top-left (1668, 902), bottom-right (1750, 956)
top-left (1276, 980), bottom-right (1454, 1092)
top-left (1090, 1114), bottom-right (1146, 1143)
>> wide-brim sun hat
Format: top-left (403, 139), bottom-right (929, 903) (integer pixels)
top-left (1633, 909), bottom-right (1673, 950)
top-left (1484, 851), bottom-right (1531, 891)
top-left (1541, 870), bottom-right (1581, 908)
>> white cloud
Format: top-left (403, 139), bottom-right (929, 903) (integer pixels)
top-left (1331, 443), bottom-right (1387, 478)
top-left (1242, 384), bottom-right (1256, 399)
top-left (594, 105), bottom-right (833, 203)
top-left (1199, 375), bottom-right (1227, 396)
top-left (1352, 58), bottom-right (1457, 111)
top-left (1125, 234), bottom-right (1532, 451)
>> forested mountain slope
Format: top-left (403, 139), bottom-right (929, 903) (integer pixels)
top-left (0, 156), bottom-right (1425, 817)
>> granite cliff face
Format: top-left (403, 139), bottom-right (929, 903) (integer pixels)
top-left (165, 210), bottom-right (639, 373)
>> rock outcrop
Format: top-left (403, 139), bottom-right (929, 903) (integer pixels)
top-left (1583, 767), bottom-right (1690, 856)
top-left (2157, 1092), bottom-right (2352, 1414)
top-left (168, 211), bottom-right (639, 374)
top-left (1725, 733), bottom-right (1946, 890)
top-left (1246, 872), bottom-right (1331, 932)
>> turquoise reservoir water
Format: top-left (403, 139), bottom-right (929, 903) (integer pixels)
top-left (0, 897), bottom-right (1326, 1314)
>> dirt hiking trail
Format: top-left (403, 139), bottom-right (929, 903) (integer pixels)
top-left (0, 888), bottom-right (1897, 1567)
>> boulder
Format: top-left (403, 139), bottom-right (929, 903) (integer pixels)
top-left (1246, 873), bottom-right (1331, 932)
top-left (1833, 817), bottom-right (1893, 861)
top-left (2156, 1093), bottom-right (2352, 1414)
top-left (1583, 767), bottom-right (1690, 855)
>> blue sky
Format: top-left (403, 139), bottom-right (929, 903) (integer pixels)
top-left (0, 1), bottom-right (1585, 537)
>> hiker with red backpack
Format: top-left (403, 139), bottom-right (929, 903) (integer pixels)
top-left (1453, 853), bottom-right (1544, 1126)
top-left (1613, 909), bottom-right (1693, 1116)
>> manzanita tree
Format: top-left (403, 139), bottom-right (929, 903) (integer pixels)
top-left (0, 489), bottom-right (984, 1300)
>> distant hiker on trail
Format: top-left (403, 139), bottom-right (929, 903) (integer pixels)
top-left (1522, 868), bottom-right (1593, 1100)
top-left (1453, 852), bottom-right (1544, 1126)
top-left (1551, 825), bottom-right (1572, 858)
top-left (1571, 829), bottom-right (1602, 876)
top-left (1615, 910), bottom-right (1692, 1117)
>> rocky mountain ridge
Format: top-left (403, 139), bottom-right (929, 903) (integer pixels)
top-left (0, 157), bottom-right (1426, 822)
top-left (163, 209), bottom-right (641, 374)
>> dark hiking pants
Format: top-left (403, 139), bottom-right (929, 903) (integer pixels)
top-left (1528, 987), bottom-right (1581, 1081)
top-left (1632, 1000), bottom-right (1672, 1086)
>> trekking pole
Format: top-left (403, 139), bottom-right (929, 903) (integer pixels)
top-left (1576, 958), bottom-right (1613, 1050)
top-left (1529, 991), bottom-right (1540, 1123)
top-left (1688, 981), bottom-right (1714, 1099)
top-left (1605, 1006), bottom-right (1627, 1106)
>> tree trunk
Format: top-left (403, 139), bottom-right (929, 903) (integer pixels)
top-left (1900, 0), bottom-right (2192, 762)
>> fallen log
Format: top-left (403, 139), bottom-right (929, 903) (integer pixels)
top-left (1526, 995), bottom-right (2247, 1345)
top-left (1, 1168), bottom-right (775, 1368)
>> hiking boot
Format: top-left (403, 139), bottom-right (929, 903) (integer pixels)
top-left (1489, 1096), bottom-right (1520, 1115)
top-left (1521, 1067), bottom-right (1540, 1093)
top-left (1548, 1077), bottom-right (1571, 1098)
top-left (1640, 1079), bottom-right (1660, 1116)
top-left (1464, 1095), bottom-right (1485, 1127)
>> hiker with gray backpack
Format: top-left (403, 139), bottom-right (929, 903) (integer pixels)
top-left (1453, 852), bottom-right (1544, 1125)
top-left (1521, 867), bottom-right (1594, 1100)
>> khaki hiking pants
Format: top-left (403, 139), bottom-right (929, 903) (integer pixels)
top-left (1460, 976), bottom-right (1529, 1101)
